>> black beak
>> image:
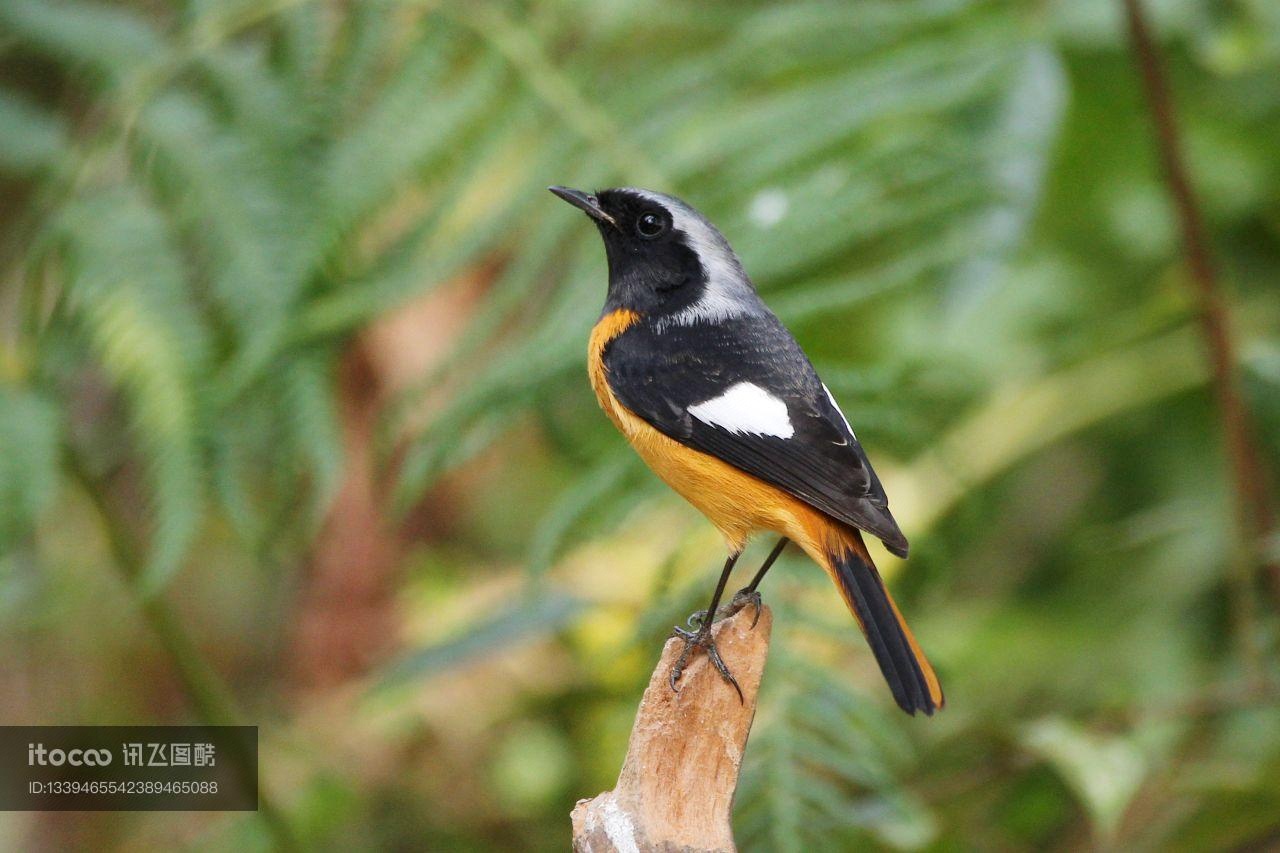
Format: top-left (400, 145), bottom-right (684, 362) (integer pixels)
top-left (548, 185), bottom-right (617, 228)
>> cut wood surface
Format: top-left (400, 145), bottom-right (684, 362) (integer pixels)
top-left (572, 605), bottom-right (773, 853)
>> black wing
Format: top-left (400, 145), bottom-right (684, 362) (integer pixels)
top-left (604, 313), bottom-right (908, 557)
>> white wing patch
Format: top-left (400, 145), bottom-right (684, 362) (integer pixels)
top-left (822, 383), bottom-right (856, 440)
top-left (688, 382), bottom-right (794, 439)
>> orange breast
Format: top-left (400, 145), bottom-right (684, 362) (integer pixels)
top-left (587, 309), bottom-right (835, 557)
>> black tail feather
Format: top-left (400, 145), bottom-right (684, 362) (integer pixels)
top-left (832, 546), bottom-right (941, 716)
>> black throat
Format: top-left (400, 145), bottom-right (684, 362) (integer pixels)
top-left (593, 190), bottom-right (708, 320)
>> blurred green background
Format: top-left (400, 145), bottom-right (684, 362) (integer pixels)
top-left (2, 0), bottom-right (1279, 849)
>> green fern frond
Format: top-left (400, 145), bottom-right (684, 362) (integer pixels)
top-left (737, 643), bottom-right (935, 851)
top-left (280, 352), bottom-right (345, 529)
top-left (51, 187), bottom-right (207, 593)
top-left (323, 24), bottom-right (507, 241)
top-left (136, 90), bottom-right (313, 389)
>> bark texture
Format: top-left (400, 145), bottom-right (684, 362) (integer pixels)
top-left (572, 605), bottom-right (772, 852)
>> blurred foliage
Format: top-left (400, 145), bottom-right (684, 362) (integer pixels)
top-left (2, 0), bottom-right (1280, 850)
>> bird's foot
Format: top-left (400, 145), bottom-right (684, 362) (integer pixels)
top-left (669, 622), bottom-right (743, 703)
top-left (727, 588), bottom-right (764, 629)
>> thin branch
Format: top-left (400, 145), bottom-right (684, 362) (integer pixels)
top-left (1121, 0), bottom-right (1279, 655)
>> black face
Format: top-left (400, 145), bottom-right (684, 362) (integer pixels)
top-left (563, 188), bottom-right (708, 318)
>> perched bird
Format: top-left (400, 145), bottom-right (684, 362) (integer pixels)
top-left (550, 185), bottom-right (944, 715)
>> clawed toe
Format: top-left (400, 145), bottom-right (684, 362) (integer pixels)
top-left (668, 624), bottom-right (744, 703)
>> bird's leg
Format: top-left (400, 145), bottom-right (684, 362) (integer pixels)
top-left (670, 552), bottom-right (743, 701)
top-left (728, 537), bottom-right (788, 628)
top-left (686, 538), bottom-right (790, 628)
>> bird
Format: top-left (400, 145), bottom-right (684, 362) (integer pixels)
top-left (549, 185), bottom-right (944, 715)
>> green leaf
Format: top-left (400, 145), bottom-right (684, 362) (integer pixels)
top-left (1020, 717), bottom-right (1150, 840)
top-left (374, 591), bottom-right (583, 688)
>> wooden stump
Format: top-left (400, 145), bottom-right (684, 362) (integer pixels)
top-left (572, 605), bottom-right (773, 852)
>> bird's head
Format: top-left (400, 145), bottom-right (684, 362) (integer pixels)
top-left (549, 186), bottom-right (761, 325)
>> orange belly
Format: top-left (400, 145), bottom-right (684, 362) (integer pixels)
top-left (588, 310), bottom-right (838, 559)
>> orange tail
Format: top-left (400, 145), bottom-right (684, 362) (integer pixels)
top-left (824, 530), bottom-right (944, 715)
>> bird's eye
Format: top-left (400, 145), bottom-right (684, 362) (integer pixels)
top-left (636, 212), bottom-right (666, 239)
